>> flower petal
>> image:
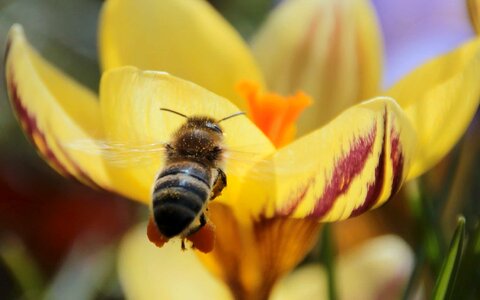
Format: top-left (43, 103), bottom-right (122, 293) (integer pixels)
top-left (372, 0), bottom-right (476, 88)
top-left (99, 67), bottom-right (275, 204)
top-left (387, 38), bottom-right (480, 179)
top-left (118, 223), bottom-right (232, 300)
top-left (262, 97), bottom-right (416, 221)
top-left (270, 235), bottom-right (414, 300)
top-left (196, 203), bottom-right (321, 299)
top-left (4, 25), bottom-right (117, 192)
top-left (99, 0), bottom-right (264, 108)
top-left (251, 0), bottom-right (382, 133)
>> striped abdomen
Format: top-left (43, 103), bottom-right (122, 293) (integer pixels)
top-left (152, 161), bottom-right (212, 238)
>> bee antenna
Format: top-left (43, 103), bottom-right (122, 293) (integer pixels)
top-left (160, 108), bottom-right (188, 118)
top-left (218, 111), bottom-right (246, 123)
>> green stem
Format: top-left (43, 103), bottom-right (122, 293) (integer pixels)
top-left (320, 224), bottom-right (337, 300)
top-left (408, 180), bottom-right (446, 272)
top-left (401, 246), bottom-right (425, 300)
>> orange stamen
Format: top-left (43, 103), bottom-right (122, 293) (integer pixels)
top-left (236, 80), bottom-right (312, 147)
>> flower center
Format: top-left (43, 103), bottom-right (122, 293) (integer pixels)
top-left (236, 80), bottom-right (312, 148)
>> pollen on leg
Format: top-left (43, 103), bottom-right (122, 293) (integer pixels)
top-left (187, 222), bottom-right (216, 253)
top-left (147, 216), bottom-right (168, 248)
top-left (236, 80), bottom-right (312, 148)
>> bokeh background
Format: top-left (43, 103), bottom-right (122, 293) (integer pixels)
top-left (0, 0), bottom-right (479, 299)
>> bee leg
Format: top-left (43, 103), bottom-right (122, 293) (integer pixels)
top-left (182, 213), bottom-right (207, 250)
top-left (200, 213), bottom-right (207, 225)
top-left (165, 143), bottom-right (174, 154)
top-left (210, 168), bottom-right (227, 200)
top-left (186, 217), bottom-right (215, 253)
top-left (181, 239), bottom-right (187, 251)
top-left (186, 213), bottom-right (207, 236)
top-left (183, 215), bottom-right (208, 251)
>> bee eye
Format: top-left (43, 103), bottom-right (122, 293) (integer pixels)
top-left (213, 146), bottom-right (221, 153)
top-left (206, 146), bottom-right (222, 161)
top-left (206, 122), bottom-right (222, 133)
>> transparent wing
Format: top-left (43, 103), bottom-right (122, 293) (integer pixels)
top-left (223, 144), bottom-right (307, 182)
top-left (65, 139), bottom-right (166, 167)
top-left (223, 148), bottom-right (266, 180)
top-left (225, 150), bottom-right (287, 171)
top-left (65, 139), bottom-right (304, 181)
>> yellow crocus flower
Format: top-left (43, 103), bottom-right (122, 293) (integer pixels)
top-left (4, 0), bottom-right (480, 298)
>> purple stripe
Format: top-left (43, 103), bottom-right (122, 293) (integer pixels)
top-left (8, 71), bottom-right (108, 191)
top-left (276, 120), bottom-right (381, 218)
top-left (349, 114), bottom-right (387, 217)
top-left (53, 136), bottom-right (104, 190)
top-left (309, 123), bottom-right (378, 218)
top-left (277, 179), bottom-right (313, 216)
top-left (7, 73), bottom-right (73, 178)
top-left (390, 128), bottom-right (404, 195)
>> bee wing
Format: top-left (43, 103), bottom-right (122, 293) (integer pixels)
top-left (65, 139), bottom-right (166, 167)
top-left (223, 146), bottom-right (295, 183)
top-left (224, 138), bottom-right (324, 184)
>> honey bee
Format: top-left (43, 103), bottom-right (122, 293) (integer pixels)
top-left (146, 108), bottom-right (245, 253)
top-left (67, 107), bottom-right (274, 253)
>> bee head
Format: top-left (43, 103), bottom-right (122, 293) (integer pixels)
top-left (160, 108), bottom-right (244, 134)
top-left (170, 117), bottom-right (224, 163)
top-left (161, 109), bottom-right (244, 164)
top-left (185, 117), bottom-right (223, 135)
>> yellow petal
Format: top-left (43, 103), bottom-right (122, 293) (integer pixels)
top-left (260, 97), bottom-right (416, 221)
top-left (99, 67), bottom-right (275, 205)
top-left (196, 203), bottom-right (321, 299)
top-left (271, 235), bottom-right (414, 300)
top-left (99, 0), bottom-right (264, 108)
top-left (118, 223), bottom-right (232, 300)
top-left (4, 25), bottom-right (116, 191)
top-left (387, 37), bottom-right (480, 179)
top-left (251, 0), bottom-right (382, 133)
top-left (468, 0), bottom-right (480, 34)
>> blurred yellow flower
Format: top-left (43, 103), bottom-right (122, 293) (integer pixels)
top-left (119, 225), bottom-right (415, 300)
top-left (4, 0), bottom-right (480, 298)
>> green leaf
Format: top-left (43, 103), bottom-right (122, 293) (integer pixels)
top-left (451, 220), bottom-right (480, 298)
top-left (432, 216), bottom-right (465, 300)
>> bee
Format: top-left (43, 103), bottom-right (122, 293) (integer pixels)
top-left (67, 107), bottom-right (277, 253)
top-left (146, 108), bottom-right (245, 253)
